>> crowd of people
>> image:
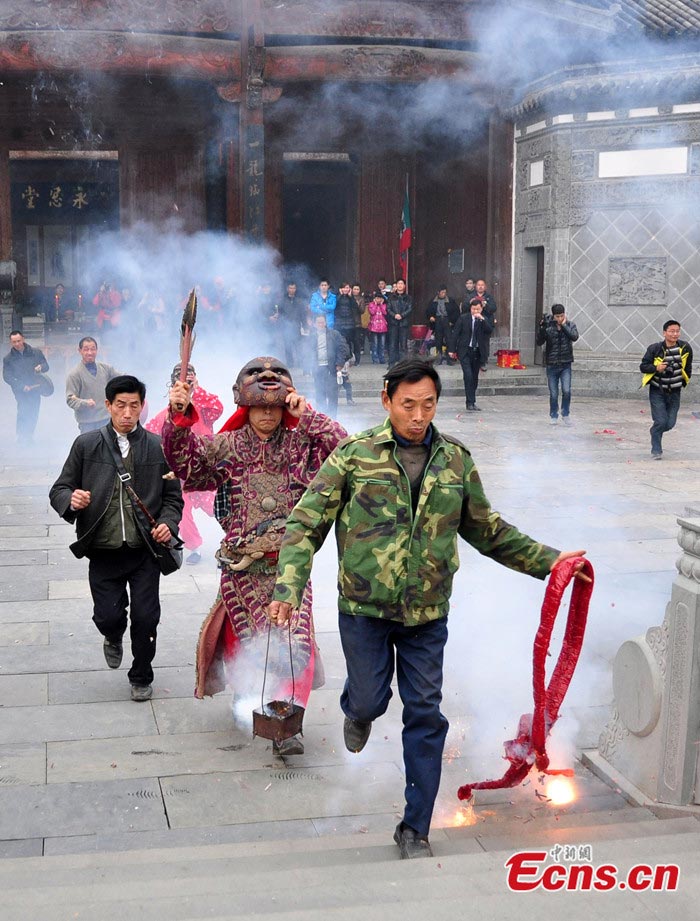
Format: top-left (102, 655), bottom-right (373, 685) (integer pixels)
top-left (2, 266), bottom-right (693, 860)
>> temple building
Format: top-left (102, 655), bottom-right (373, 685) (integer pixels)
top-left (0, 0), bottom-right (698, 373)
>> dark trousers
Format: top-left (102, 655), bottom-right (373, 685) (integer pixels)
top-left (433, 317), bottom-right (451, 358)
top-left (387, 325), bottom-right (408, 366)
top-left (546, 364), bottom-right (572, 418)
top-left (88, 546), bottom-right (162, 686)
top-left (339, 612), bottom-right (449, 836)
top-left (459, 349), bottom-right (481, 407)
top-left (15, 391), bottom-right (41, 442)
top-left (313, 365), bottom-right (338, 415)
top-left (649, 387), bottom-right (681, 454)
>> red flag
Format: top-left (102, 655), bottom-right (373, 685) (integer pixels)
top-left (399, 179), bottom-right (411, 285)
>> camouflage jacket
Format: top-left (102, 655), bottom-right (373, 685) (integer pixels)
top-left (273, 418), bottom-right (559, 625)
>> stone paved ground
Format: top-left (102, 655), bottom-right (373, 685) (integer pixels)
top-left (1, 382), bottom-right (699, 860)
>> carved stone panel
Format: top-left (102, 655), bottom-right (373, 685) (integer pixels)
top-left (571, 150), bottom-right (595, 181)
top-left (608, 256), bottom-right (667, 306)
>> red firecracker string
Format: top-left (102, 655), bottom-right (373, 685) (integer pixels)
top-left (457, 556), bottom-right (594, 802)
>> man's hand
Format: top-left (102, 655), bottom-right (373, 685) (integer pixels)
top-left (394, 313), bottom-right (402, 321)
top-left (448, 352), bottom-right (457, 360)
top-left (34, 364), bottom-right (43, 372)
top-left (169, 380), bottom-right (191, 413)
top-left (70, 489), bottom-right (91, 510)
top-left (285, 388), bottom-right (307, 418)
top-left (269, 600), bottom-right (293, 626)
top-left (551, 549), bottom-right (591, 582)
top-left (657, 362), bottom-right (668, 372)
top-left (85, 398), bottom-right (96, 407)
top-left (151, 523), bottom-right (172, 544)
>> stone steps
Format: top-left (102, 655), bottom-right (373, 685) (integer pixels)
top-left (0, 805), bottom-right (697, 919)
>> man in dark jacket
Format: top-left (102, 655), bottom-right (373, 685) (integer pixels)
top-left (426, 286), bottom-right (460, 364)
top-left (449, 298), bottom-right (494, 411)
top-left (474, 279), bottom-right (497, 370)
top-left (2, 330), bottom-right (50, 444)
top-left (536, 303), bottom-right (579, 425)
top-left (386, 278), bottom-right (413, 366)
top-left (334, 282), bottom-right (361, 363)
top-left (49, 375), bottom-right (183, 701)
top-left (640, 319), bottom-right (693, 459)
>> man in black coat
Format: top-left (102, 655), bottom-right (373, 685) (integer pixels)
top-left (536, 303), bottom-right (579, 425)
top-left (449, 298), bottom-right (494, 411)
top-left (50, 375), bottom-right (183, 701)
top-left (426, 286), bottom-right (460, 364)
top-left (2, 330), bottom-right (50, 444)
top-left (386, 278), bottom-right (413, 366)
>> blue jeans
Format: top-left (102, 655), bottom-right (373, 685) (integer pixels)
top-left (546, 364), bottom-right (572, 418)
top-left (370, 331), bottom-right (385, 363)
top-left (339, 613), bottom-right (449, 836)
top-left (648, 387), bottom-right (681, 454)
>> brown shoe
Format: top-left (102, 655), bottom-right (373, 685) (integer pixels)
top-left (343, 717), bottom-right (372, 753)
top-left (130, 684), bottom-right (153, 702)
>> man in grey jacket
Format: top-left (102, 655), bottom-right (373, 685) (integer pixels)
top-left (50, 375), bottom-right (183, 701)
top-left (65, 337), bottom-right (119, 433)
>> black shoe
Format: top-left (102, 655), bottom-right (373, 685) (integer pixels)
top-left (347, 399), bottom-right (356, 405)
top-left (466, 404), bottom-right (476, 412)
top-left (130, 683), bottom-right (153, 702)
top-left (273, 735), bottom-right (305, 756)
top-left (343, 717), bottom-right (372, 753)
top-left (393, 822), bottom-right (434, 859)
top-left (471, 404), bottom-right (482, 412)
top-left (103, 637), bottom-right (123, 669)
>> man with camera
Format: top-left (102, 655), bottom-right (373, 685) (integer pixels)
top-left (536, 303), bottom-right (579, 425)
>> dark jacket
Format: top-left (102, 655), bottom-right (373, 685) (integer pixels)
top-left (334, 294), bottom-right (360, 331)
top-left (386, 293), bottom-right (413, 328)
top-left (49, 424), bottom-right (183, 559)
top-left (426, 297), bottom-right (460, 328)
top-left (449, 312), bottom-right (494, 361)
top-left (536, 318), bottom-right (579, 366)
top-left (3, 344), bottom-right (49, 396)
top-left (640, 340), bottom-right (693, 388)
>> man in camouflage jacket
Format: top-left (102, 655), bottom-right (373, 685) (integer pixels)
top-left (269, 358), bottom-right (585, 859)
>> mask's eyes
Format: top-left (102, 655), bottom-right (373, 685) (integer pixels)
top-left (246, 366), bottom-right (264, 376)
top-left (270, 366), bottom-right (289, 376)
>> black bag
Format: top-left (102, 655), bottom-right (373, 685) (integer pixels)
top-left (152, 537), bottom-right (184, 576)
top-left (100, 430), bottom-right (183, 576)
top-left (36, 373), bottom-right (54, 397)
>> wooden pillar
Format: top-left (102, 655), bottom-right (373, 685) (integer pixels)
top-left (0, 148), bottom-right (13, 262)
top-left (485, 114), bottom-right (514, 331)
top-left (239, 0), bottom-right (265, 243)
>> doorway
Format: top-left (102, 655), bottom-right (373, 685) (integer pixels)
top-left (282, 155), bottom-right (357, 287)
top-left (523, 246), bottom-right (545, 365)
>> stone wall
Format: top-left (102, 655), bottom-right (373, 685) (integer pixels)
top-left (513, 108), bottom-right (700, 372)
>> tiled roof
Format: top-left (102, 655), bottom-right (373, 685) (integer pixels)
top-left (597, 0), bottom-right (700, 35)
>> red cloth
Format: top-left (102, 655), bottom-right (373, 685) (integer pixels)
top-left (458, 557), bottom-right (594, 801)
